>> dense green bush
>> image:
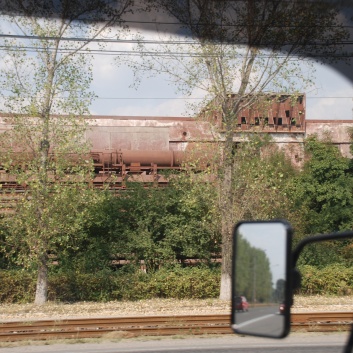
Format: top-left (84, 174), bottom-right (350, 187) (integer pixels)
top-left (4, 264), bottom-right (353, 303)
top-left (298, 264), bottom-right (353, 295)
top-left (48, 270), bottom-right (118, 302)
top-left (0, 270), bottom-right (36, 303)
top-left (131, 266), bottom-right (220, 300)
top-left (0, 266), bottom-right (220, 303)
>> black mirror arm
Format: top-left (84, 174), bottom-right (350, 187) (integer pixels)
top-left (292, 230), bottom-right (353, 353)
top-left (344, 330), bottom-right (353, 353)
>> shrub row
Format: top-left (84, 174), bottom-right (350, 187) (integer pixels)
top-left (0, 266), bottom-right (220, 303)
top-left (2, 264), bottom-right (352, 303)
top-left (298, 264), bottom-right (353, 295)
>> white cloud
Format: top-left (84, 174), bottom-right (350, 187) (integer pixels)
top-left (306, 64), bottom-right (352, 120)
top-left (90, 38), bottom-right (352, 119)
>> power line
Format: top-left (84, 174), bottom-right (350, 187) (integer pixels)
top-left (0, 45), bottom-right (351, 59)
top-left (3, 16), bottom-right (353, 28)
top-left (93, 96), bottom-right (352, 100)
top-left (0, 33), bottom-right (352, 46)
top-left (123, 19), bottom-right (353, 29)
top-left (0, 33), bottom-right (197, 44)
top-left (2, 95), bottom-right (350, 100)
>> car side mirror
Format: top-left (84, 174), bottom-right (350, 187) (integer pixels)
top-left (231, 220), bottom-right (293, 338)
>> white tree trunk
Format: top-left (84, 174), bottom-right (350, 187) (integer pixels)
top-left (219, 272), bottom-right (232, 301)
top-left (34, 260), bottom-right (48, 305)
top-left (219, 140), bottom-right (234, 301)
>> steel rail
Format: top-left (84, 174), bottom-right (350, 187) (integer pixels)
top-left (0, 314), bottom-right (231, 342)
top-left (0, 312), bottom-right (352, 342)
top-left (291, 312), bottom-right (353, 332)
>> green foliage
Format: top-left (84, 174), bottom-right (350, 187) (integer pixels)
top-left (56, 182), bottom-right (221, 275)
top-left (0, 266), bottom-right (220, 303)
top-left (0, 7), bottom-right (99, 304)
top-left (168, 171), bottom-right (221, 261)
top-left (0, 270), bottom-right (35, 303)
top-left (0, 0), bottom-right (133, 304)
top-left (49, 270), bottom-right (119, 302)
top-left (115, 266), bottom-right (220, 300)
top-left (117, 0), bottom-right (349, 300)
top-left (347, 127), bottom-right (353, 157)
top-left (292, 135), bottom-right (353, 234)
top-left (55, 190), bottom-right (121, 273)
top-left (1, 187), bottom-right (102, 270)
top-left (232, 134), bottom-right (297, 221)
top-left (299, 264), bottom-right (353, 295)
top-left (5, 263), bottom-right (353, 302)
top-left (289, 135), bottom-right (353, 267)
top-left (109, 183), bottom-right (220, 272)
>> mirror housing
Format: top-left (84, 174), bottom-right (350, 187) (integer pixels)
top-left (231, 220), bottom-right (293, 338)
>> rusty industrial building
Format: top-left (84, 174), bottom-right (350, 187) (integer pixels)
top-left (0, 94), bottom-right (352, 206)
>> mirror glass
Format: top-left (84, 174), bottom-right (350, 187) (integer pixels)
top-left (231, 221), bottom-right (291, 338)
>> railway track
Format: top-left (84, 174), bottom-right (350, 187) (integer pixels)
top-left (0, 313), bottom-right (352, 342)
top-left (291, 312), bottom-right (353, 332)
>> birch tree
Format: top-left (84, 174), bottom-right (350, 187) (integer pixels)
top-left (117, 0), bottom-right (349, 300)
top-left (0, 0), bottom-right (132, 305)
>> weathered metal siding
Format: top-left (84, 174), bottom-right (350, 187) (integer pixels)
top-left (0, 114), bottom-right (352, 176)
top-left (1, 113), bottom-right (352, 213)
top-left (86, 117), bottom-right (219, 160)
top-left (86, 126), bottom-right (170, 151)
top-left (237, 94), bottom-right (306, 130)
top-left (199, 94), bottom-right (306, 133)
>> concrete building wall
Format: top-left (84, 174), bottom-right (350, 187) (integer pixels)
top-left (306, 120), bottom-right (353, 158)
top-left (86, 116), bottom-right (353, 164)
top-left (1, 114), bottom-right (352, 162)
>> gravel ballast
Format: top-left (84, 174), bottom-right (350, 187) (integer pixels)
top-left (0, 295), bottom-right (352, 321)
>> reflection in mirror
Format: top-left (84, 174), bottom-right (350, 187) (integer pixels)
top-left (231, 221), bottom-right (291, 338)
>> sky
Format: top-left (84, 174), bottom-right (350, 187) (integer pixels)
top-left (0, 7), bottom-right (351, 120)
top-left (87, 2), bottom-right (353, 120)
top-left (305, 64), bottom-right (352, 120)
top-left (89, 42), bottom-right (353, 120)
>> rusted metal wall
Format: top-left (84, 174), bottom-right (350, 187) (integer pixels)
top-left (237, 94), bottom-right (306, 131)
top-left (1, 110), bottom-right (352, 214)
top-left (86, 126), bottom-right (170, 151)
top-left (87, 116), bottom-right (218, 151)
top-left (199, 94), bottom-right (306, 133)
top-left (0, 112), bottom-right (352, 194)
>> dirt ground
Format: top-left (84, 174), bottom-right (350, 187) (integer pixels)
top-left (0, 295), bottom-right (352, 321)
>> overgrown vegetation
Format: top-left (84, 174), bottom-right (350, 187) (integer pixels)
top-left (0, 266), bottom-right (220, 303)
top-left (117, 0), bottom-right (349, 301)
top-left (289, 135), bottom-right (353, 268)
top-left (0, 0), bottom-right (350, 306)
top-left (0, 0), bottom-right (132, 305)
top-left (1, 133), bottom-right (353, 303)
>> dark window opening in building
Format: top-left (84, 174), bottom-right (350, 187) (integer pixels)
top-left (264, 117), bottom-right (269, 125)
top-left (241, 117), bottom-right (247, 124)
top-left (273, 117), bottom-right (277, 125)
top-left (285, 110), bottom-right (290, 118)
top-left (232, 142), bottom-right (240, 156)
top-left (278, 118), bottom-right (283, 125)
top-left (255, 117), bottom-right (260, 125)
